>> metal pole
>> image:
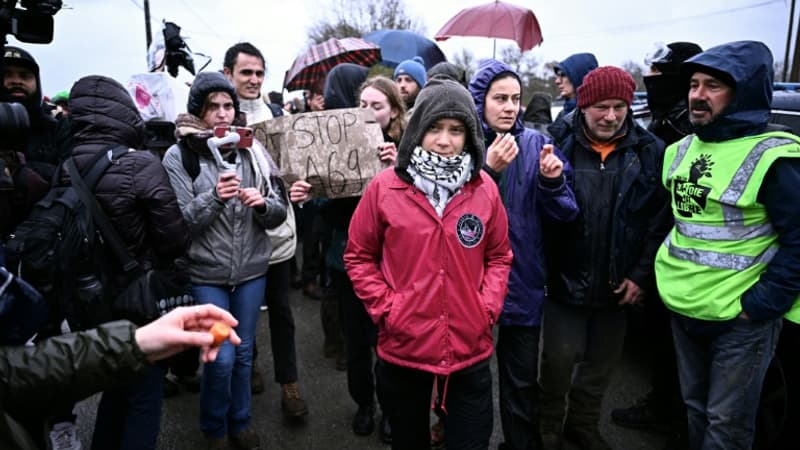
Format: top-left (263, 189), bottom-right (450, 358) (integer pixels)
top-left (144, 0), bottom-right (153, 50)
top-left (792, 7), bottom-right (800, 82)
top-left (784, 0), bottom-right (796, 82)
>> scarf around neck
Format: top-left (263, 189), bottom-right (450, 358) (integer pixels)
top-left (406, 146), bottom-right (473, 217)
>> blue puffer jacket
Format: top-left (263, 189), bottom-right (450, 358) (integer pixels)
top-left (469, 59), bottom-right (579, 327)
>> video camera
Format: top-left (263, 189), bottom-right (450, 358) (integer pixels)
top-left (0, 0), bottom-right (61, 44)
top-left (0, 0), bottom-right (61, 188)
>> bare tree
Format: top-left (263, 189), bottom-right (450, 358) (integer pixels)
top-left (621, 60), bottom-right (646, 91)
top-left (307, 0), bottom-right (424, 44)
top-left (498, 46), bottom-right (542, 105)
top-left (451, 48), bottom-right (477, 83)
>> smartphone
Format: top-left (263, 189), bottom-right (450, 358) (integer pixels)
top-left (213, 126), bottom-right (254, 149)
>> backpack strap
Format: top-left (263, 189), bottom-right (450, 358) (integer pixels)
top-left (66, 147), bottom-right (140, 275)
top-left (82, 145), bottom-right (130, 189)
top-left (178, 140), bottom-right (200, 182)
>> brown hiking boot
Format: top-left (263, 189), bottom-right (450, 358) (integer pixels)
top-left (281, 382), bottom-right (309, 418)
top-left (229, 428), bottom-right (260, 450)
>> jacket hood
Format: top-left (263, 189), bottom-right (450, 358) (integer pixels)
top-left (522, 93), bottom-right (553, 125)
top-left (70, 75), bottom-right (145, 148)
top-left (681, 40), bottom-right (772, 142)
top-left (555, 52), bottom-right (598, 112)
top-left (427, 61), bottom-right (467, 86)
top-left (468, 59), bottom-right (524, 141)
top-left (396, 78), bottom-right (485, 182)
top-left (323, 63), bottom-right (369, 110)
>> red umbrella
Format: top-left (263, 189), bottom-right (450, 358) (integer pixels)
top-left (434, 0), bottom-right (543, 57)
top-left (283, 37), bottom-right (381, 92)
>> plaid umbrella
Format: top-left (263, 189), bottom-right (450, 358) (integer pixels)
top-left (283, 37), bottom-right (381, 92)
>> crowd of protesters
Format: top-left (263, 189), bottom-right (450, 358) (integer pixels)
top-left (1, 33), bottom-right (799, 450)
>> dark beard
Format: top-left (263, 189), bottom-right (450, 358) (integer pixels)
top-left (404, 91), bottom-right (418, 109)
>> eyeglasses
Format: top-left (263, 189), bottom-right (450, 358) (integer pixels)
top-left (554, 68), bottom-right (565, 78)
top-left (644, 42), bottom-right (672, 67)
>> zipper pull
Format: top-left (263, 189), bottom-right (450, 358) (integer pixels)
top-left (600, 162), bottom-right (605, 172)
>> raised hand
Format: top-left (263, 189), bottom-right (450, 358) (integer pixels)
top-left (539, 144), bottom-right (563, 179)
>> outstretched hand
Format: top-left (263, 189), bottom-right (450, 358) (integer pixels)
top-left (135, 304), bottom-right (241, 363)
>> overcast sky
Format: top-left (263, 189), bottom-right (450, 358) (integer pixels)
top-left (7, 0), bottom-right (796, 99)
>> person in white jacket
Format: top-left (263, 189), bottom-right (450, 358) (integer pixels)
top-left (222, 42), bottom-right (310, 420)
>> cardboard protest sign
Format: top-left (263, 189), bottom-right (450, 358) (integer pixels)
top-left (252, 108), bottom-right (387, 199)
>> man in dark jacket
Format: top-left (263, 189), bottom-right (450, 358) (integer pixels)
top-left (656, 41), bottom-right (800, 450)
top-left (68, 74), bottom-right (190, 450)
top-left (610, 41), bottom-right (702, 441)
top-left (540, 66), bottom-right (672, 450)
top-left (2, 46), bottom-right (72, 183)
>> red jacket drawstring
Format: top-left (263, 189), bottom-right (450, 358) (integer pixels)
top-left (431, 374), bottom-right (452, 415)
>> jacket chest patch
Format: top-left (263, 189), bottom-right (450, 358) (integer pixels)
top-left (456, 213), bottom-right (484, 248)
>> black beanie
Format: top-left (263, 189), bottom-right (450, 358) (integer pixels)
top-left (3, 46), bottom-right (39, 74)
top-left (652, 42), bottom-right (703, 75)
top-left (2, 46), bottom-right (43, 110)
top-left (187, 71), bottom-right (240, 117)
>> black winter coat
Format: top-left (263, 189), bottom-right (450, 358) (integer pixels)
top-left (546, 111), bottom-right (672, 307)
top-left (0, 321), bottom-right (150, 450)
top-left (67, 75), bottom-right (189, 268)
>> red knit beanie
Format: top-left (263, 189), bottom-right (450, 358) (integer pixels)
top-left (576, 66), bottom-right (636, 109)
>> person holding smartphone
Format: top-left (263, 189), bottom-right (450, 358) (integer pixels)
top-left (161, 71), bottom-right (286, 450)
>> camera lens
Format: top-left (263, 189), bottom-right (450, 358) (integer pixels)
top-left (0, 102), bottom-right (30, 136)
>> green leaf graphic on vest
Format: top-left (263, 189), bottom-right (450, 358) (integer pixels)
top-left (673, 154), bottom-right (714, 218)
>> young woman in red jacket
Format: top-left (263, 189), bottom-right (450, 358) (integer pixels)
top-left (344, 78), bottom-right (513, 450)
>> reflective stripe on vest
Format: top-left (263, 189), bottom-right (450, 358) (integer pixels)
top-left (672, 136), bottom-right (795, 244)
top-left (662, 233), bottom-right (778, 271)
top-left (720, 137), bottom-right (797, 223)
top-left (665, 135), bottom-right (694, 180)
top-left (675, 219), bottom-right (774, 241)
top-left (657, 131), bottom-right (800, 321)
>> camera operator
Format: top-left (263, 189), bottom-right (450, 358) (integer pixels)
top-left (2, 45), bottom-right (72, 184)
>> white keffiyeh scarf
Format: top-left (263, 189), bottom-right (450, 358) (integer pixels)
top-left (406, 146), bottom-right (473, 217)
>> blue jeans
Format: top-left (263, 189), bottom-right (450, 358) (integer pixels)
top-left (91, 363), bottom-right (166, 450)
top-left (671, 314), bottom-right (782, 450)
top-left (193, 276), bottom-right (266, 438)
